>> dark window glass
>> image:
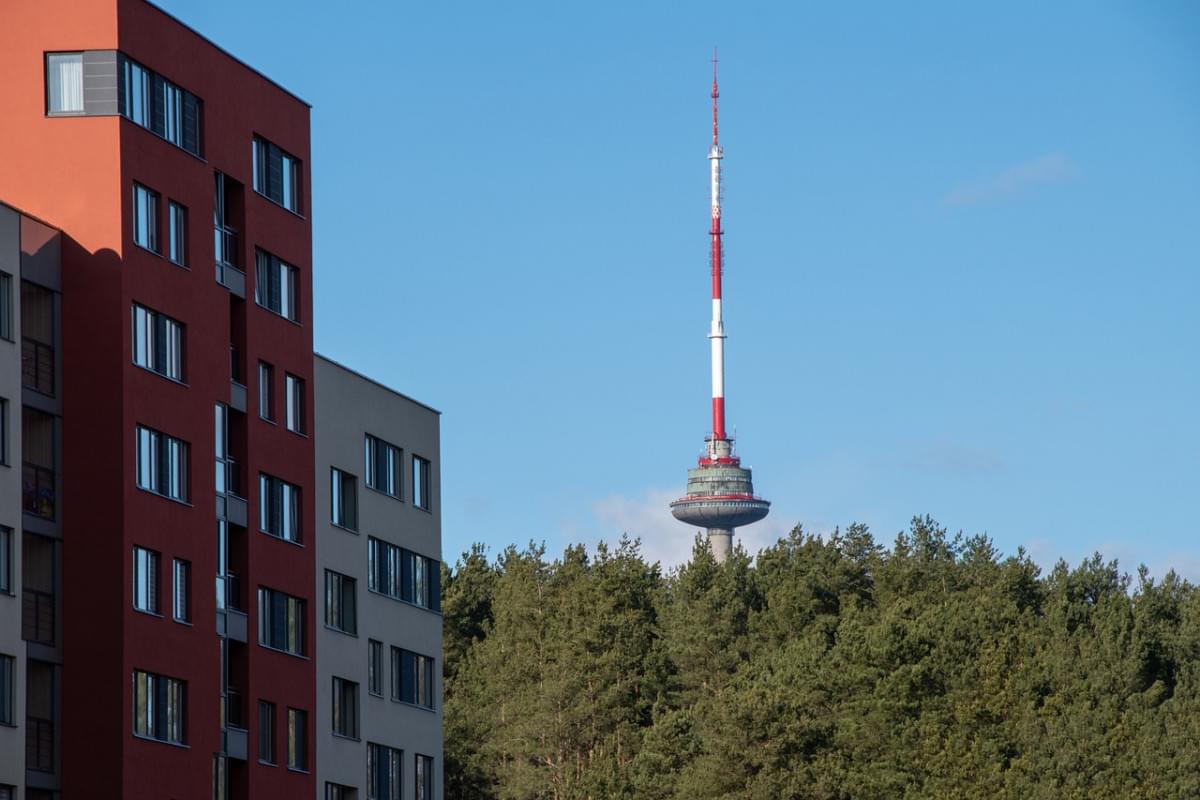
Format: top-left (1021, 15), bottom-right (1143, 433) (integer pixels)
top-left (332, 677), bottom-right (359, 738)
top-left (133, 669), bottom-right (186, 744)
top-left (331, 468), bottom-right (358, 530)
top-left (287, 708), bottom-right (307, 771)
top-left (257, 587), bottom-right (305, 656)
top-left (324, 571), bottom-right (357, 635)
top-left (258, 701), bottom-right (275, 764)
top-left (252, 136), bottom-right (302, 213)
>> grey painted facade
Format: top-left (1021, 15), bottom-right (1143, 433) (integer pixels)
top-left (314, 355), bottom-right (443, 800)
top-left (0, 203), bottom-right (64, 800)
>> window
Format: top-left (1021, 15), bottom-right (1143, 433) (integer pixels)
top-left (326, 784), bottom-right (356, 800)
top-left (258, 362), bottom-right (274, 421)
top-left (21, 280), bottom-right (55, 396)
top-left (367, 743), bottom-right (402, 800)
top-left (325, 571), bottom-right (357, 635)
top-left (331, 468), bottom-right (357, 530)
top-left (254, 249), bottom-right (298, 321)
top-left (368, 640), bottom-right (383, 696)
top-left (133, 183), bottom-right (159, 252)
top-left (46, 53), bottom-right (83, 114)
top-left (136, 425), bottom-right (189, 502)
top-left (257, 587), bottom-right (305, 656)
top-left (285, 373), bottom-right (304, 433)
top-left (0, 654), bottom-right (13, 725)
top-left (258, 701), bottom-right (275, 764)
top-left (132, 304), bottom-right (184, 381)
top-left (252, 136), bottom-right (303, 213)
top-left (0, 398), bottom-right (7, 466)
top-left (23, 534), bottom-right (55, 644)
top-left (413, 455), bottom-right (432, 511)
top-left (364, 434), bottom-right (401, 498)
top-left (287, 708), bottom-right (307, 771)
top-left (0, 271), bottom-right (12, 340)
top-left (259, 474), bottom-right (301, 543)
top-left (133, 669), bottom-right (186, 744)
top-left (0, 527), bottom-right (10, 595)
top-left (120, 55), bottom-right (203, 156)
top-left (367, 539), bottom-right (441, 610)
top-left (415, 755), bottom-right (434, 800)
top-left (173, 559), bottom-right (191, 623)
top-left (168, 201), bottom-right (188, 266)
top-left (391, 649), bottom-right (436, 710)
top-left (133, 546), bottom-right (160, 614)
top-left (332, 677), bottom-right (359, 739)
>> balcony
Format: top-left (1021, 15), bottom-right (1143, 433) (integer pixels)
top-left (26, 716), bottom-right (54, 772)
top-left (22, 463), bottom-right (55, 520)
top-left (229, 346), bottom-right (247, 413)
top-left (216, 459), bottom-right (247, 528)
top-left (214, 225), bottom-right (245, 298)
top-left (21, 337), bottom-right (54, 395)
top-left (22, 588), bottom-right (55, 645)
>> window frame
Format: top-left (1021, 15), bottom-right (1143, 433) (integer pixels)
top-left (132, 669), bottom-right (186, 745)
top-left (285, 373), bottom-right (305, 434)
top-left (287, 707), bottom-right (308, 772)
top-left (331, 676), bottom-right (360, 740)
top-left (172, 558), bottom-right (191, 623)
top-left (0, 271), bottom-right (13, 341)
top-left (168, 200), bottom-right (188, 267)
top-left (257, 586), bottom-right (306, 657)
top-left (368, 639), bottom-right (383, 697)
top-left (132, 303), bottom-right (185, 382)
top-left (45, 52), bottom-right (85, 115)
top-left (0, 527), bottom-right (11, 595)
top-left (412, 454), bottom-right (432, 511)
top-left (367, 742), bottom-right (402, 800)
top-left (252, 135), bottom-right (304, 214)
top-left (330, 467), bottom-right (358, 531)
top-left (259, 473), bottom-right (301, 544)
top-left (364, 434), bottom-right (402, 500)
top-left (258, 700), bottom-right (276, 765)
top-left (324, 570), bottom-right (357, 636)
top-left (132, 545), bottom-right (160, 615)
top-left (258, 361), bottom-right (275, 421)
top-left (135, 424), bottom-right (190, 503)
top-left (254, 248), bottom-right (299, 322)
top-left (132, 182), bottom-right (160, 253)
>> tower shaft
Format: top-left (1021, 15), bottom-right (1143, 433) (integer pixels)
top-left (709, 52), bottom-right (727, 442)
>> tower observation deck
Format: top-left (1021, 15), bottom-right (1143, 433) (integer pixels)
top-left (669, 53), bottom-right (770, 562)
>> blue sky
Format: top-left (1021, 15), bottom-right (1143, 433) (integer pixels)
top-left (160, 1), bottom-right (1200, 576)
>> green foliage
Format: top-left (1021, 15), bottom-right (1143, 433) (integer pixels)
top-left (443, 518), bottom-right (1196, 799)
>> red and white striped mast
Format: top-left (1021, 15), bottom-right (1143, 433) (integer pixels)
top-left (670, 51), bottom-right (770, 563)
top-left (708, 49), bottom-right (728, 446)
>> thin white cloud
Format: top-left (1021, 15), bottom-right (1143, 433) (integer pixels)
top-left (944, 152), bottom-right (1075, 207)
top-left (588, 488), bottom-right (797, 569)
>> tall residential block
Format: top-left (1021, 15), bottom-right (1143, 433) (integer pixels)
top-left (315, 355), bottom-right (443, 800)
top-left (0, 1), bottom-right (316, 797)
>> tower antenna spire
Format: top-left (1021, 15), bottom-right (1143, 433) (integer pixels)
top-left (670, 53), bottom-right (770, 563)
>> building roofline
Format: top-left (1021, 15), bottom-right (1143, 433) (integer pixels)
top-left (141, 0), bottom-right (312, 109)
top-left (0, 199), bottom-right (62, 233)
top-left (315, 353), bottom-right (442, 416)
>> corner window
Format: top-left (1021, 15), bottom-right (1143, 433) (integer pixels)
top-left (46, 53), bottom-right (84, 114)
top-left (412, 455), bottom-right (432, 511)
top-left (133, 183), bottom-right (160, 253)
top-left (259, 473), bottom-right (300, 543)
top-left (331, 467), bottom-right (357, 530)
top-left (324, 570), bottom-right (357, 635)
top-left (364, 434), bottom-right (401, 499)
top-left (252, 136), bottom-right (303, 213)
top-left (254, 249), bottom-right (298, 322)
top-left (0, 272), bottom-right (13, 341)
top-left (415, 755), bottom-right (434, 800)
top-left (136, 425), bottom-right (189, 502)
top-left (0, 654), bottom-right (15, 726)
top-left (132, 304), bottom-right (184, 381)
top-left (133, 669), bottom-right (186, 744)
top-left (258, 587), bottom-right (305, 656)
top-left (285, 373), bottom-right (304, 433)
top-left (133, 545), bottom-right (160, 614)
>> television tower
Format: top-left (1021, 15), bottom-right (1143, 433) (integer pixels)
top-left (669, 52), bottom-right (770, 563)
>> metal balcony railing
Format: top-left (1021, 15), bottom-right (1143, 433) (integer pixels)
top-left (21, 337), bottom-right (54, 395)
top-left (26, 716), bottom-right (53, 772)
top-left (22, 463), bottom-right (55, 520)
top-left (23, 588), bottom-right (55, 644)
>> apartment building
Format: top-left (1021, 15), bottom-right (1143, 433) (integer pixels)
top-left (314, 356), bottom-right (443, 800)
top-left (0, 1), bottom-right (317, 797)
top-left (0, 204), bottom-right (64, 800)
